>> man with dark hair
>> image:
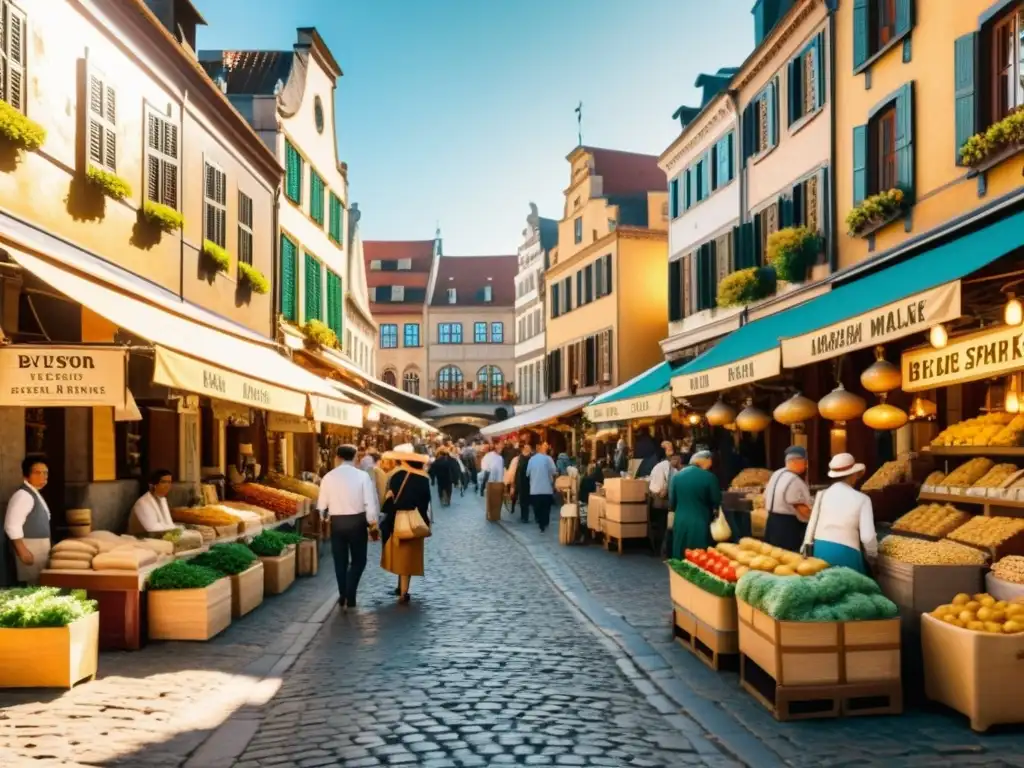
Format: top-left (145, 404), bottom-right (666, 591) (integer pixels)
top-left (4, 457), bottom-right (51, 585)
top-left (130, 468), bottom-right (177, 535)
top-left (316, 444), bottom-right (380, 609)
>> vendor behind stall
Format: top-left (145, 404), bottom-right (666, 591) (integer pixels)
top-left (4, 457), bottom-right (51, 585)
top-left (129, 469), bottom-right (178, 536)
top-left (801, 453), bottom-right (878, 573)
top-left (763, 446), bottom-right (812, 552)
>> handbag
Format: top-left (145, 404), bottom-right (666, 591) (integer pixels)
top-left (390, 472), bottom-right (432, 541)
top-left (710, 507), bottom-right (732, 542)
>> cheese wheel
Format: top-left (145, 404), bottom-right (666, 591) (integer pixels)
top-left (66, 509), bottom-right (92, 525)
top-left (67, 525), bottom-right (92, 538)
top-left (48, 558), bottom-right (93, 570)
top-left (51, 539), bottom-right (99, 555)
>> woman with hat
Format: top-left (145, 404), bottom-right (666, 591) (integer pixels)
top-left (380, 443), bottom-right (433, 603)
top-left (801, 453), bottom-right (879, 573)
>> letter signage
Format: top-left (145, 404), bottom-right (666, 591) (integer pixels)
top-left (0, 346), bottom-right (127, 407)
top-left (902, 325), bottom-right (1024, 392)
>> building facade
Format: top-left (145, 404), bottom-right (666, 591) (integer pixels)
top-left (543, 147), bottom-right (669, 401)
top-left (427, 255), bottom-right (517, 406)
top-left (364, 238), bottom-right (437, 397)
top-left (343, 204), bottom-right (377, 376)
top-left (514, 204), bottom-right (558, 409)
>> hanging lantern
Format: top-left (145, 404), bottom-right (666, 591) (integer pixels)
top-left (909, 395), bottom-right (937, 421)
top-left (686, 411), bottom-right (702, 426)
top-left (736, 401), bottom-right (772, 433)
top-left (860, 346), bottom-right (902, 394)
top-left (863, 402), bottom-right (909, 431)
top-left (706, 399), bottom-right (737, 427)
top-left (1006, 295), bottom-right (1024, 326)
top-left (773, 393), bottom-right (818, 426)
top-left (818, 384), bottom-right (866, 423)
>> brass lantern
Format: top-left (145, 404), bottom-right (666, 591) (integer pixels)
top-left (706, 399), bottom-right (737, 427)
top-left (818, 384), bottom-right (867, 423)
top-left (863, 401), bottom-right (909, 431)
top-left (736, 401), bottom-right (772, 433)
top-left (860, 346), bottom-right (902, 394)
top-left (773, 393), bottom-right (818, 426)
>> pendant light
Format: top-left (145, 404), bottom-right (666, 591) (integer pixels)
top-left (930, 324), bottom-right (949, 349)
top-left (773, 393), bottom-right (818, 426)
top-left (819, 384), bottom-right (866, 455)
top-left (1006, 295), bottom-right (1024, 326)
top-left (706, 399), bottom-right (737, 427)
top-left (736, 399), bottom-right (771, 433)
top-left (863, 396), bottom-right (909, 431)
top-left (860, 346), bottom-right (902, 394)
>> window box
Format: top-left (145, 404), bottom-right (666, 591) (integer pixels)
top-left (142, 200), bottom-right (183, 233)
top-left (302, 319), bottom-right (339, 350)
top-left (85, 166), bottom-right (131, 201)
top-left (201, 239), bottom-right (231, 273)
top-left (960, 109), bottom-right (1024, 170)
top-left (716, 267), bottom-right (776, 309)
top-left (0, 611), bottom-right (98, 689)
top-left (0, 101), bottom-right (45, 154)
top-left (766, 226), bottom-right (821, 283)
top-left (845, 188), bottom-right (907, 237)
top-left (238, 262), bottom-right (269, 295)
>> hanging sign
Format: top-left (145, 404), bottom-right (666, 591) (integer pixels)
top-left (585, 390), bottom-right (672, 424)
top-left (267, 412), bottom-right (317, 433)
top-left (0, 346), bottom-right (127, 408)
top-left (153, 346), bottom-right (307, 416)
top-left (671, 348), bottom-right (781, 397)
top-left (902, 325), bottom-right (1024, 392)
top-left (782, 281), bottom-right (961, 368)
top-left (309, 394), bottom-right (363, 428)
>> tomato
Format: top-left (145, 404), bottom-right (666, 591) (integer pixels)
top-left (722, 568), bottom-right (737, 582)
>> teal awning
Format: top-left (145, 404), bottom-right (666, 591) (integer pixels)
top-left (671, 209), bottom-right (1024, 397)
top-left (585, 361), bottom-right (675, 423)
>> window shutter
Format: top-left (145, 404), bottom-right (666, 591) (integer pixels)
top-left (668, 178), bottom-right (677, 218)
top-left (304, 254), bottom-right (322, 322)
top-left (715, 235), bottom-right (730, 285)
top-left (576, 271), bottom-right (583, 307)
top-left (682, 254), bottom-right (693, 317)
top-left (792, 183), bottom-right (805, 227)
top-left (852, 124), bottom-right (868, 206)
top-left (767, 80), bottom-right (778, 148)
top-left (779, 194), bottom-right (794, 228)
top-left (3, 4), bottom-right (26, 112)
top-left (604, 254), bottom-right (612, 295)
top-left (716, 135), bottom-right (729, 185)
top-left (687, 167), bottom-right (698, 208)
top-left (853, 0), bottom-right (869, 71)
top-left (894, 83), bottom-right (915, 198)
top-left (814, 33), bottom-right (826, 109)
top-left (787, 59), bottom-right (798, 125)
top-left (742, 103), bottom-right (755, 164)
top-left (701, 151), bottom-right (712, 199)
top-left (816, 166), bottom-right (830, 241)
top-left (669, 260), bottom-right (682, 321)
top-left (953, 33), bottom-right (977, 166)
top-left (280, 236), bottom-right (297, 322)
top-left (894, 0), bottom-right (912, 39)
top-left (551, 283), bottom-right (559, 318)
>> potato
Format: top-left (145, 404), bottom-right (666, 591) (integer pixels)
top-left (980, 596), bottom-right (996, 608)
top-left (739, 537), bottom-right (760, 551)
top-left (1003, 620), bottom-right (1024, 634)
top-left (796, 561), bottom-right (817, 577)
top-left (967, 620), bottom-right (985, 631)
top-left (965, 600), bottom-right (981, 612)
top-left (942, 614), bottom-right (959, 624)
top-left (974, 593), bottom-right (989, 603)
top-left (773, 565), bottom-right (796, 576)
top-left (991, 610), bottom-right (1007, 623)
top-left (959, 610), bottom-right (977, 623)
top-left (976, 606), bottom-right (994, 622)
top-left (780, 552), bottom-right (802, 566)
top-left (760, 542), bottom-right (773, 555)
top-left (952, 593), bottom-right (971, 606)
top-left (1008, 604), bottom-right (1024, 618)
top-left (985, 622), bottom-right (1005, 633)
top-left (770, 547), bottom-right (785, 560)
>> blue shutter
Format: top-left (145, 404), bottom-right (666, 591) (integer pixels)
top-left (954, 33), bottom-right (977, 166)
top-left (894, 0), bottom-right (912, 39)
top-left (669, 260), bottom-right (682, 321)
top-left (787, 59), bottom-right (799, 125)
top-left (551, 284), bottom-right (559, 318)
top-left (701, 151), bottom-right (712, 199)
top-left (280, 235), bottom-right (297, 322)
top-left (852, 125), bottom-right (868, 206)
top-left (716, 136), bottom-right (729, 186)
top-left (779, 195), bottom-right (794, 228)
top-left (792, 183), bottom-right (805, 227)
top-left (669, 178), bottom-right (678, 218)
top-left (688, 167), bottom-right (698, 208)
top-left (814, 33), bottom-right (826, 109)
top-left (767, 80), bottom-right (779, 147)
top-left (894, 83), bottom-right (915, 198)
top-left (853, 0), bottom-right (869, 71)
top-left (742, 103), bottom-right (755, 164)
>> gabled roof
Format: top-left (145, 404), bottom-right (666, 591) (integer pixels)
top-left (430, 255), bottom-right (517, 307)
top-left (363, 240), bottom-right (435, 272)
top-left (199, 50), bottom-right (295, 96)
top-left (578, 147), bottom-right (665, 197)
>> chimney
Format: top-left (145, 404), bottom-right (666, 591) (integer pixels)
top-left (144, 0), bottom-right (208, 60)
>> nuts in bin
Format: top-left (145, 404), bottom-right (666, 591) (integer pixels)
top-left (892, 503), bottom-right (971, 538)
top-left (931, 592), bottom-right (1024, 632)
top-left (879, 535), bottom-right (988, 565)
top-left (862, 459), bottom-right (909, 491)
top-left (971, 463), bottom-right (1018, 488)
top-left (948, 515), bottom-right (1024, 548)
top-left (944, 458), bottom-right (995, 487)
top-left (992, 556), bottom-right (1024, 585)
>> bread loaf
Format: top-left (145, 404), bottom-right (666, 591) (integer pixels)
top-left (80, 537), bottom-right (120, 553)
top-left (92, 547), bottom-right (157, 571)
top-left (51, 539), bottom-right (99, 555)
top-left (122, 536), bottom-right (175, 555)
top-left (49, 550), bottom-right (94, 564)
top-left (66, 509), bottom-right (92, 525)
top-left (48, 558), bottom-right (93, 570)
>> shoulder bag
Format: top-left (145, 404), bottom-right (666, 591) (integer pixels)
top-left (392, 473), bottom-right (432, 541)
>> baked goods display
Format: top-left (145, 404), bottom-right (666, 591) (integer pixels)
top-left (944, 458), bottom-right (995, 488)
top-left (931, 413), bottom-right (1016, 447)
top-left (991, 556), bottom-right (1024, 585)
top-left (970, 463), bottom-right (1019, 489)
top-left (728, 468), bottom-right (772, 491)
top-left (947, 516), bottom-right (1024, 549)
top-left (892, 504), bottom-right (972, 538)
top-left (862, 459), bottom-right (910, 491)
top-left (879, 535), bottom-right (988, 565)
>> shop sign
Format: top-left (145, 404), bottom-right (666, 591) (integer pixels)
top-left (781, 282), bottom-right (961, 368)
top-left (309, 394), bottom-right (362, 428)
top-left (671, 348), bottom-right (781, 397)
top-left (902, 325), bottom-right (1024, 392)
top-left (585, 390), bottom-right (672, 424)
top-left (267, 412), bottom-right (317, 433)
top-left (153, 346), bottom-right (307, 416)
top-left (0, 346), bottom-right (127, 408)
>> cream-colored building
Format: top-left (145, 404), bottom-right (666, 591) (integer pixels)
top-left (344, 204), bottom-right (377, 376)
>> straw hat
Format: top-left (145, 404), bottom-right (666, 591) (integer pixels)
top-left (827, 452), bottom-right (866, 479)
top-left (382, 443), bottom-right (427, 464)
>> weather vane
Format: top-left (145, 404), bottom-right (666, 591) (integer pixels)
top-left (575, 101), bottom-right (583, 146)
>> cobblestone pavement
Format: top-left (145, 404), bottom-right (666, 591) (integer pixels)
top-left (499, 509), bottom-right (1024, 767)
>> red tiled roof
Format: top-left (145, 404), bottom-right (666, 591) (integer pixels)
top-left (363, 240), bottom-right (434, 272)
top-left (366, 272), bottom-right (429, 289)
top-left (585, 147), bottom-right (665, 197)
top-left (429, 255), bottom-right (517, 307)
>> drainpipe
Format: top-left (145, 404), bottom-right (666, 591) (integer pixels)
top-left (727, 88), bottom-right (748, 327)
top-left (179, 89), bottom-right (188, 300)
top-left (272, 185), bottom-right (281, 338)
top-left (828, 8), bottom-right (839, 273)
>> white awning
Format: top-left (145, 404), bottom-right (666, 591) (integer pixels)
top-left (1, 229), bottom-right (360, 426)
top-left (480, 395), bottom-right (592, 437)
top-left (329, 380), bottom-right (439, 434)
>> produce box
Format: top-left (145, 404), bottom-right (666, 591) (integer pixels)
top-left (667, 564), bottom-right (737, 633)
top-left (0, 612), bottom-right (98, 689)
top-left (297, 539), bottom-right (319, 577)
top-left (230, 562), bottom-right (265, 619)
top-left (875, 555), bottom-right (984, 617)
top-left (261, 546), bottom-right (297, 595)
top-left (587, 494), bottom-right (605, 533)
top-left (148, 578), bottom-right (232, 641)
top-left (604, 502), bottom-right (647, 524)
top-left (603, 519), bottom-right (647, 541)
top-left (737, 599), bottom-right (900, 686)
top-left (922, 612), bottom-right (1024, 731)
top-left (603, 478), bottom-right (647, 504)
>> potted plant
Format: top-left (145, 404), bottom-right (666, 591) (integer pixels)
top-left (960, 107), bottom-right (1024, 169)
top-left (845, 188), bottom-right (907, 237)
top-left (202, 239), bottom-right (231, 274)
top-left (147, 560), bottom-right (232, 641)
top-left (141, 200), bottom-right (184, 233)
top-left (86, 166), bottom-right (132, 201)
top-left (191, 543), bottom-right (264, 619)
top-left (248, 530), bottom-right (299, 595)
top-left (238, 262), bottom-right (270, 295)
top-left (0, 101), bottom-right (46, 155)
top-left (301, 319), bottom-right (339, 350)
top-left (716, 266), bottom-right (776, 309)
top-left (766, 226), bottom-right (820, 285)
top-left (0, 587), bottom-right (98, 688)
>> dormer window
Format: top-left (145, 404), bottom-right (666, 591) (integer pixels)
top-left (447, 287), bottom-right (457, 304)
top-left (483, 285), bottom-right (493, 303)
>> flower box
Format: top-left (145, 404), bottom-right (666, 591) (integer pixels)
top-left (230, 562), bottom-right (265, 618)
top-left (148, 577), bottom-right (232, 641)
top-left (260, 545), bottom-right (296, 595)
top-left (846, 189), bottom-right (907, 238)
top-left (966, 141), bottom-right (1024, 175)
top-left (0, 612), bottom-right (99, 689)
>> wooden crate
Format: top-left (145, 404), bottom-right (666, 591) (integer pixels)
top-left (148, 578), bottom-right (232, 641)
top-left (230, 562), bottom-right (264, 619)
top-left (666, 565), bottom-right (737, 631)
top-left (604, 501), bottom-right (647, 524)
top-left (587, 495), bottom-right (605, 533)
top-left (875, 555), bottom-right (984, 617)
top-left (604, 478), bottom-right (647, 503)
top-left (922, 612), bottom-right (1024, 732)
top-left (261, 546), bottom-right (297, 595)
top-left (0, 612), bottom-right (99, 689)
top-left (297, 538), bottom-right (319, 577)
top-left (673, 604), bottom-right (739, 670)
top-left (737, 599), bottom-right (901, 686)
top-left (604, 519), bottom-right (648, 554)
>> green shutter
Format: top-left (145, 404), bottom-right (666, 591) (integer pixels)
top-left (954, 33), bottom-right (977, 166)
top-left (280, 235), bottom-right (297, 322)
top-left (310, 173), bottom-right (324, 226)
top-left (894, 83), bottom-right (915, 198)
top-left (852, 124), bottom-right (868, 206)
top-left (853, 0), bottom-right (869, 71)
top-left (329, 193), bottom-right (342, 242)
top-left (701, 151), bottom-right (712, 199)
top-left (787, 59), bottom-right (799, 125)
top-left (814, 33), bottom-right (826, 109)
top-left (304, 253), bottom-right (322, 322)
top-left (767, 81), bottom-right (778, 148)
top-left (668, 179), bottom-right (677, 218)
top-left (326, 271), bottom-right (343, 335)
top-left (817, 166), bottom-right (830, 239)
top-left (752, 215), bottom-right (763, 267)
top-left (669, 260), bottom-right (682, 321)
top-left (894, 0), bottom-right (912, 39)
top-left (285, 142), bottom-right (302, 203)
top-left (779, 195), bottom-right (794, 228)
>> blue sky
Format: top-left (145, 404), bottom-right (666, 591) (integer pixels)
top-left (197, 0), bottom-right (755, 255)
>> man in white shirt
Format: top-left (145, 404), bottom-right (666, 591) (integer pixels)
top-left (129, 469), bottom-right (178, 535)
top-left (4, 457), bottom-right (52, 585)
top-left (480, 443), bottom-right (505, 496)
top-left (359, 448), bottom-right (377, 473)
top-left (317, 444), bottom-right (380, 609)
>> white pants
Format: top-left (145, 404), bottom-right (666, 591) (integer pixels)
top-left (14, 538), bottom-right (50, 585)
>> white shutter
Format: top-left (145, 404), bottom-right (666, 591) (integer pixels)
top-left (87, 70), bottom-right (117, 172)
top-left (391, 285), bottom-right (405, 302)
top-left (2, 2), bottom-right (27, 112)
top-left (370, 260), bottom-right (382, 270)
top-left (397, 258), bottom-right (412, 270)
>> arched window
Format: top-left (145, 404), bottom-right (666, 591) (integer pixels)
top-left (437, 366), bottom-right (463, 400)
top-left (403, 371), bottom-right (420, 396)
top-left (477, 366), bottom-right (504, 401)
top-left (382, 369), bottom-right (397, 387)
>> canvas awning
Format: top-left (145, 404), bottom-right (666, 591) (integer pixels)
top-left (0, 221), bottom-right (361, 427)
top-left (584, 361), bottom-right (676, 423)
top-left (671, 209), bottom-right (1024, 398)
top-left (480, 395), bottom-right (592, 437)
top-left (329, 379), bottom-right (439, 434)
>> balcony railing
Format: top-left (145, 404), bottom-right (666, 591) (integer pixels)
top-left (430, 383), bottom-right (518, 405)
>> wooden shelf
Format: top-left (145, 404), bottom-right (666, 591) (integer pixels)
top-left (919, 491), bottom-right (1024, 516)
top-left (925, 447), bottom-right (1024, 457)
